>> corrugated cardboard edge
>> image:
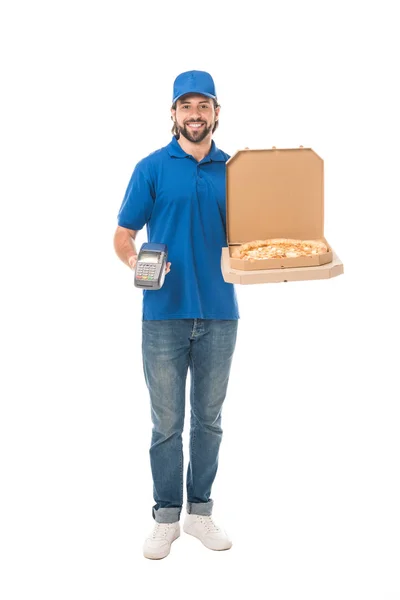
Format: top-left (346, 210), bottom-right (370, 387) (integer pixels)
top-left (221, 247), bottom-right (344, 284)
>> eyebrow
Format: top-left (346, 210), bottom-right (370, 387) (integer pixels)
top-left (179, 99), bottom-right (211, 104)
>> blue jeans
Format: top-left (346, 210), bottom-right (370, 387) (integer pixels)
top-left (141, 319), bottom-right (238, 523)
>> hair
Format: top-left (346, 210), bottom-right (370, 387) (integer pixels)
top-left (170, 96), bottom-right (220, 137)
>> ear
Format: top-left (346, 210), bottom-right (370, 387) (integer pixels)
top-left (170, 108), bottom-right (176, 122)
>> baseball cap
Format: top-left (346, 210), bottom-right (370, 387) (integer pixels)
top-left (172, 70), bottom-right (217, 104)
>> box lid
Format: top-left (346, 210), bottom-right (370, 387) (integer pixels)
top-left (226, 147), bottom-right (324, 244)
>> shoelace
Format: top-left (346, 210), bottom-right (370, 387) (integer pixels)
top-left (151, 523), bottom-right (174, 540)
top-left (197, 515), bottom-right (221, 533)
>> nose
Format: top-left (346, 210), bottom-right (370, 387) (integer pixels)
top-left (189, 107), bottom-right (202, 120)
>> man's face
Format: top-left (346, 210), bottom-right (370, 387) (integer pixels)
top-left (172, 94), bottom-right (219, 143)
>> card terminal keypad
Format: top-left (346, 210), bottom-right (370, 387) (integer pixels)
top-left (136, 263), bottom-right (157, 281)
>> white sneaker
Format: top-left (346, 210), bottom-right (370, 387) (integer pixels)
top-left (143, 521), bottom-right (180, 560)
top-left (183, 514), bottom-right (232, 551)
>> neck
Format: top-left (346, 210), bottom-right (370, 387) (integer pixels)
top-left (177, 134), bottom-right (213, 162)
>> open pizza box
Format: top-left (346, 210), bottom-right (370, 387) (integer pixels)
top-left (221, 146), bottom-right (344, 284)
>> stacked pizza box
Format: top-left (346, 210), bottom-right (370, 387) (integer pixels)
top-left (221, 146), bottom-right (344, 284)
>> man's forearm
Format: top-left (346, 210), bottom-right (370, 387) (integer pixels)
top-left (114, 231), bottom-right (137, 268)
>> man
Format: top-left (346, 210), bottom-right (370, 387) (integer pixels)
top-left (113, 70), bottom-right (239, 560)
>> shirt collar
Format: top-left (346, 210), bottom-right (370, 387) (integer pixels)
top-left (166, 136), bottom-right (226, 162)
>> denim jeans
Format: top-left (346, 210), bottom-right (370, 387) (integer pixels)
top-left (141, 318), bottom-right (238, 523)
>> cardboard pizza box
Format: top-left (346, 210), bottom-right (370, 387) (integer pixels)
top-left (221, 146), bottom-right (344, 284)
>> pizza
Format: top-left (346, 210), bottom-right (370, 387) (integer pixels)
top-left (237, 238), bottom-right (328, 260)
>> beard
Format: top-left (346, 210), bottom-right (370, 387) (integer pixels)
top-left (177, 119), bottom-right (214, 143)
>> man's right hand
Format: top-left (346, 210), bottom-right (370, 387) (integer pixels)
top-left (128, 254), bottom-right (138, 270)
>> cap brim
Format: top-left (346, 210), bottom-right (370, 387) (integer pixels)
top-left (172, 91), bottom-right (216, 104)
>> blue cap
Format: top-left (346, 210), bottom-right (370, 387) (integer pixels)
top-left (172, 70), bottom-right (217, 104)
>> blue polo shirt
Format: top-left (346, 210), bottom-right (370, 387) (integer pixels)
top-left (117, 136), bottom-right (239, 321)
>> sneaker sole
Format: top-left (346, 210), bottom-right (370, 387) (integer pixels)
top-left (183, 527), bottom-right (232, 551)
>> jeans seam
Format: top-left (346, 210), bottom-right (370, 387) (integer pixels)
top-left (180, 434), bottom-right (183, 506)
top-left (190, 318), bottom-right (196, 339)
top-left (189, 347), bottom-right (196, 497)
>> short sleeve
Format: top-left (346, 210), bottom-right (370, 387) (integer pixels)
top-left (117, 160), bottom-right (155, 231)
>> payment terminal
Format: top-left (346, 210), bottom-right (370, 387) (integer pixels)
top-left (134, 243), bottom-right (168, 290)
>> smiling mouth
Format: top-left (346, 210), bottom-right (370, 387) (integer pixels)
top-left (186, 122), bottom-right (205, 129)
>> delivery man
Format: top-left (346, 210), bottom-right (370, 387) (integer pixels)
top-left (114, 70), bottom-right (239, 559)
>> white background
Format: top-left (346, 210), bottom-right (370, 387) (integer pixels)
top-left (1, 0), bottom-right (399, 599)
